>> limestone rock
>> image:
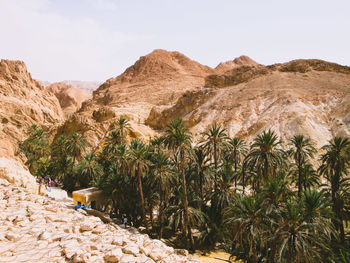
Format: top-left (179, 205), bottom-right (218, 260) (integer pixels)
top-left (122, 244), bottom-right (140, 256)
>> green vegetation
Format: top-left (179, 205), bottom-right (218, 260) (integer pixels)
top-left (19, 118), bottom-right (350, 262)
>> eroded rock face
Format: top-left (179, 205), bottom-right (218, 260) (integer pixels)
top-left (0, 59), bottom-right (64, 160)
top-left (0, 179), bottom-right (199, 263)
top-left (47, 82), bottom-right (92, 116)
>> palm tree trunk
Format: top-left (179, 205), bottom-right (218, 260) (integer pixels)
top-left (297, 153), bottom-right (302, 198)
top-left (149, 203), bottom-right (154, 229)
top-left (159, 191), bottom-right (164, 239)
top-left (180, 148), bottom-right (193, 249)
top-left (199, 169), bottom-right (203, 210)
top-left (234, 154), bottom-right (237, 188)
top-left (214, 143), bottom-right (218, 194)
top-left (138, 166), bottom-right (148, 230)
top-left (331, 170), bottom-right (345, 242)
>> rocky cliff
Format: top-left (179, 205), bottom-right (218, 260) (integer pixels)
top-left (0, 59), bottom-right (64, 190)
top-left (59, 50), bottom-right (350, 150)
top-left (47, 82), bottom-right (92, 116)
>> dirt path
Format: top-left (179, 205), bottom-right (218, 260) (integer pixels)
top-left (191, 251), bottom-right (241, 263)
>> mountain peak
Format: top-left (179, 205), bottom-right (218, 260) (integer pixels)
top-left (113, 49), bottom-right (213, 83)
top-left (215, 55), bottom-right (258, 74)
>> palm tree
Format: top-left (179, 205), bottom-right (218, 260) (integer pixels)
top-left (163, 118), bottom-right (194, 248)
top-left (166, 186), bottom-right (206, 239)
top-left (245, 129), bottom-right (284, 191)
top-left (112, 116), bottom-right (132, 143)
top-left (261, 173), bottom-right (291, 210)
top-left (227, 137), bottom-right (248, 187)
top-left (201, 122), bottom-right (228, 203)
top-left (104, 130), bottom-right (122, 153)
top-left (150, 136), bottom-right (164, 154)
top-left (76, 153), bottom-right (103, 188)
top-left (191, 146), bottom-right (210, 206)
top-left (150, 151), bottom-right (175, 238)
top-left (19, 125), bottom-right (50, 175)
top-left (319, 136), bottom-right (350, 242)
top-left (64, 132), bottom-right (87, 163)
top-left (128, 139), bottom-right (151, 229)
top-left (224, 194), bottom-right (268, 263)
top-left (288, 135), bottom-right (316, 197)
top-left (273, 201), bottom-right (332, 263)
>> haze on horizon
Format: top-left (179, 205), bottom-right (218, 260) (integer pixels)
top-left (0, 0), bottom-right (349, 82)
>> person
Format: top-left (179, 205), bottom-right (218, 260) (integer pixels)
top-left (123, 215), bottom-right (128, 228)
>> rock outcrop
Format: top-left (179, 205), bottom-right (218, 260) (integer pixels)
top-left (0, 157), bottom-right (37, 193)
top-left (215, 55), bottom-right (258, 74)
top-left (0, 179), bottom-right (199, 263)
top-left (47, 82), bottom-right (92, 116)
top-left (0, 59), bottom-right (64, 160)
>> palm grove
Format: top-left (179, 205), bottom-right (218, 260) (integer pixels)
top-left (19, 117), bottom-right (350, 262)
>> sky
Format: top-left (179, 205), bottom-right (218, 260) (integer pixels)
top-left (0, 0), bottom-right (349, 82)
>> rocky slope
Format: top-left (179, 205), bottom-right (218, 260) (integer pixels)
top-left (59, 50), bottom-right (350, 150)
top-left (0, 178), bottom-right (198, 262)
top-left (47, 82), bottom-right (92, 116)
top-left (0, 59), bottom-right (64, 190)
top-left (147, 59), bottom-right (350, 147)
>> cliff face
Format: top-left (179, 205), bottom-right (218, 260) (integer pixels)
top-left (59, 50), bottom-right (350, 151)
top-left (0, 60), bottom-right (64, 190)
top-left (46, 82), bottom-right (92, 116)
top-left (0, 60), bottom-right (64, 159)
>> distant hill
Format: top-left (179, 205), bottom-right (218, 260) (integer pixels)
top-left (46, 82), bottom-right (92, 116)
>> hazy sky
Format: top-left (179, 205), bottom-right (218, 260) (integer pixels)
top-left (1, 0), bottom-right (349, 82)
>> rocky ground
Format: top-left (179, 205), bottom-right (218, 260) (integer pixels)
top-left (0, 179), bottom-right (200, 263)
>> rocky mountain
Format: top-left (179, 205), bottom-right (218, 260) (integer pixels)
top-left (0, 59), bottom-right (64, 190)
top-left (59, 50), bottom-right (350, 150)
top-left (57, 49), bottom-right (214, 147)
top-left (46, 82), bottom-right (92, 116)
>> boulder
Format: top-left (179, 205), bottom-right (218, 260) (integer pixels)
top-left (0, 158), bottom-right (38, 193)
top-left (104, 248), bottom-right (123, 262)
